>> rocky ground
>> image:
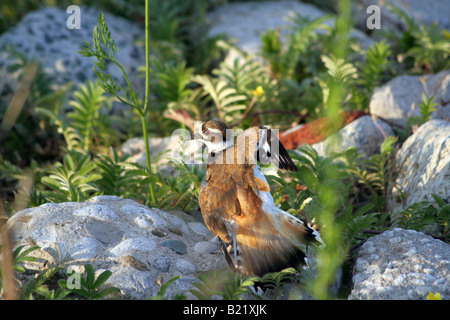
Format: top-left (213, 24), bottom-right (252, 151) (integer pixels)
top-left (2, 1), bottom-right (449, 299)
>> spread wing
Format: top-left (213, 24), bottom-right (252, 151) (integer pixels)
top-left (198, 126), bottom-right (320, 276)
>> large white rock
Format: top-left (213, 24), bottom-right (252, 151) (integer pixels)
top-left (7, 196), bottom-right (227, 299)
top-left (0, 6), bottom-right (145, 106)
top-left (349, 228), bottom-right (450, 300)
top-left (369, 70), bottom-right (450, 128)
top-left (387, 120), bottom-right (450, 213)
top-left (312, 115), bottom-right (394, 158)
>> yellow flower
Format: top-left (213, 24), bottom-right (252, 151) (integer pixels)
top-left (427, 292), bottom-right (442, 300)
top-left (251, 85), bottom-right (265, 97)
top-left (443, 29), bottom-right (450, 40)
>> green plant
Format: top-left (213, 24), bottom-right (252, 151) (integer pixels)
top-left (0, 244), bottom-right (39, 294)
top-left (344, 136), bottom-right (398, 212)
top-left (391, 194), bottom-right (449, 241)
top-left (351, 40), bottom-right (392, 111)
top-left (95, 148), bottom-right (134, 197)
top-left (10, 245), bottom-right (40, 273)
top-left (190, 269), bottom-right (258, 300)
top-left (400, 93), bottom-right (438, 141)
top-left (150, 275), bottom-right (184, 300)
top-left (262, 14), bottom-right (332, 80)
top-left (258, 268), bottom-right (296, 300)
top-left (385, 4), bottom-right (450, 73)
top-left (60, 264), bottom-right (121, 299)
top-left (80, 9), bottom-right (156, 204)
top-left (0, 47), bottom-right (68, 168)
top-left (67, 80), bottom-right (115, 152)
top-left (192, 74), bottom-right (247, 123)
top-left (40, 151), bottom-right (101, 202)
top-left (20, 265), bottom-right (69, 300)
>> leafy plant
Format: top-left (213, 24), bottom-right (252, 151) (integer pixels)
top-left (67, 80), bottom-right (114, 153)
top-left (400, 93), bottom-right (438, 141)
top-left (391, 194), bottom-right (449, 240)
top-left (351, 40), bottom-right (392, 110)
top-left (385, 3), bottom-right (450, 73)
top-left (11, 245), bottom-right (40, 273)
top-left (190, 269), bottom-right (258, 300)
top-left (60, 264), bottom-right (121, 299)
top-left (343, 136), bottom-right (398, 212)
top-left (258, 268), bottom-right (296, 300)
top-left (150, 275), bottom-right (184, 300)
top-left (40, 150), bottom-right (101, 202)
top-left (80, 10), bottom-right (156, 204)
top-left (95, 148), bottom-right (135, 197)
top-left (20, 265), bottom-right (69, 300)
top-left (192, 74), bottom-right (247, 123)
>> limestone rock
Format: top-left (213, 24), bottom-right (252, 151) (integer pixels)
top-left (0, 6), bottom-right (145, 107)
top-left (349, 228), bottom-right (450, 300)
top-left (7, 196), bottom-right (227, 299)
top-left (311, 115), bottom-right (394, 158)
top-left (369, 70), bottom-right (450, 128)
top-left (387, 120), bottom-right (450, 213)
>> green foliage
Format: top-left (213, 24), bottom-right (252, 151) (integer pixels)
top-left (190, 269), bottom-right (258, 300)
top-left (391, 194), bottom-right (449, 241)
top-left (60, 264), bottom-right (121, 299)
top-left (40, 151), bottom-right (101, 202)
top-left (1, 243), bottom-right (121, 300)
top-left (257, 268), bottom-right (296, 300)
top-left (36, 80), bottom-right (115, 153)
top-left (271, 144), bottom-right (350, 216)
top-left (0, 244), bottom-right (40, 293)
top-left (67, 81), bottom-right (114, 152)
top-left (20, 265), bottom-right (68, 300)
top-left (361, 40), bottom-right (392, 92)
top-left (400, 93), bottom-right (438, 141)
top-left (11, 245), bottom-right (40, 273)
top-left (192, 74), bottom-right (248, 123)
top-left (150, 275), bottom-right (184, 300)
top-left (343, 136), bottom-right (398, 212)
top-left (2, 0), bottom-right (450, 302)
top-left (351, 40), bottom-right (392, 110)
top-left (95, 148), bottom-right (134, 197)
top-left (385, 3), bottom-right (450, 73)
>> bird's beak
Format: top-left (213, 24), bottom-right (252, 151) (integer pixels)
top-left (193, 133), bottom-right (203, 140)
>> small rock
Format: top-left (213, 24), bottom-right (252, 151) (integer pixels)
top-left (194, 241), bottom-right (219, 254)
top-left (153, 256), bottom-right (171, 272)
top-left (110, 237), bottom-right (157, 258)
top-left (176, 259), bottom-right (196, 275)
top-left (161, 240), bottom-right (188, 255)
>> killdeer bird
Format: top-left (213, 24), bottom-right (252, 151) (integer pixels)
top-left (195, 120), bottom-right (322, 276)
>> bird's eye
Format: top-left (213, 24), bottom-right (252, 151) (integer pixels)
top-left (203, 129), bottom-right (211, 136)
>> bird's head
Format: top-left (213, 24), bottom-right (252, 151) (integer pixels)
top-left (194, 120), bottom-right (234, 153)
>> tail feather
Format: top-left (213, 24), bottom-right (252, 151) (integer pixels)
top-left (278, 210), bottom-right (323, 246)
top-left (227, 211), bottom-right (322, 276)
